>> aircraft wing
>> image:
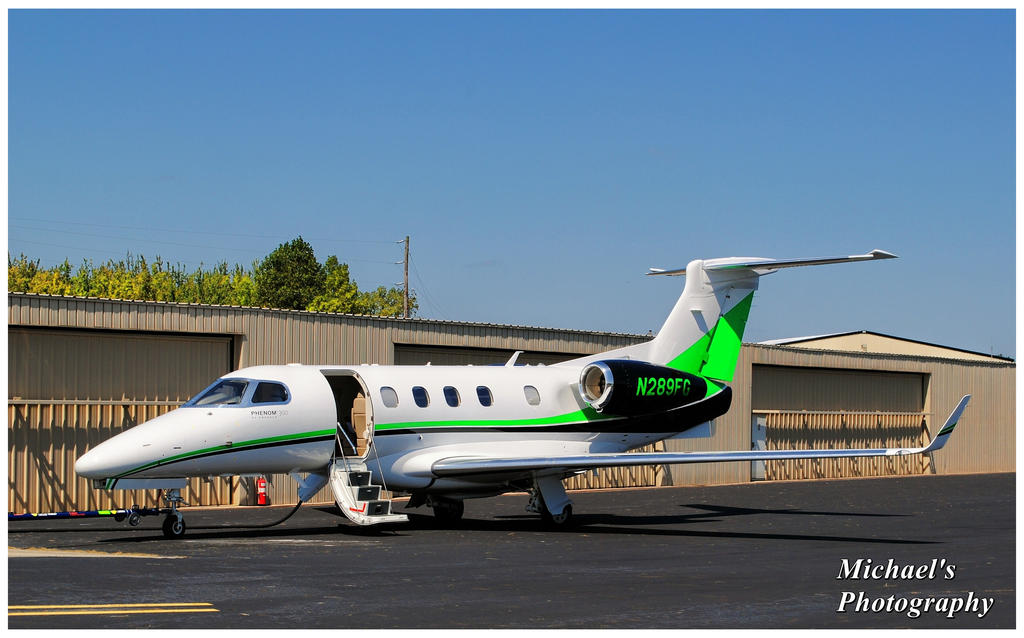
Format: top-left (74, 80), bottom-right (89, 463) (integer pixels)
top-left (432, 395), bottom-right (969, 478)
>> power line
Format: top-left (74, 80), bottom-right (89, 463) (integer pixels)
top-left (10, 224), bottom-right (262, 254)
top-left (409, 254), bottom-right (450, 320)
top-left (9, 216), bottom-right (398, 245)
top-left (9, 224), bottom-right (400, 265)
top-left (8, 238), bottom-right (157, 261)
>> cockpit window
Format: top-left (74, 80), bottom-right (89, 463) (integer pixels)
top-left (189, 380), bottom-right (249, 406)
top-left (252, 382), bottom-right (289, 404)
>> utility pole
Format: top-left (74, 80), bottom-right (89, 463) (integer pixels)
top-left (403, 235), bottom-right (410, 319)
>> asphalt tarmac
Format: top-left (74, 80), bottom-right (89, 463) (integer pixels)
top-left (7, 472), bottom-right (1014, 629)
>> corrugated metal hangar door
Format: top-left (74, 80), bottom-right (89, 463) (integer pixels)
top-left (751, 365), bottom-right (932, 480)
top-left (8, 328), bottom-right (234, 513)
top-left (395, 344), bottom-right (580, 366)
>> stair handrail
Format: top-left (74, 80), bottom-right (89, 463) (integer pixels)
top-left (335, 422), bottom-right (357, 475)
top-left (367, 438), bottom-right (392, 500)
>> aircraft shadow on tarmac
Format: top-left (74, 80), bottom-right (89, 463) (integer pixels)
top-left (476, 504), bottom-right (927, 545)
top-left (16, 502), bottom-right (930, 546)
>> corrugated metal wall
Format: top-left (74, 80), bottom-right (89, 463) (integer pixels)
top-left (751, 365), bottom-right (926, 412)
top-left (394, 344), bottom-right (579, 366)
top-left (9, 328), bottom-right (232, 401)
top-left (565, 441), bottom-right (667, 490)
top-left (663, 344), bottom-right (1015, 487)
top-left (761, 412), bottom-right (930, 480)
top-left (8, 327), bottom-right (235, 513)
top-left (749, 345), bottom-right (1015, 477)
top-left (8, 403), bottom-right (234, 513)
top-left (8, 294), bottom-right (1015, 511)
top-left (8, 294), bottom-right (649, 511)
top-left (8, 294), bottom-right (645, 367)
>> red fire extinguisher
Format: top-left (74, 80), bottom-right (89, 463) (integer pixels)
top-left (256, 476), bottom-right (268, 506)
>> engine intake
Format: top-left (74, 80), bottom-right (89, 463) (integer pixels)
top-left (578, 360), bottom-right (708, 416)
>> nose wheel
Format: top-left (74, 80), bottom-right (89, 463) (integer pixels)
top-left (161, 488), bottom-right (187, 539)
top-left (162, 514), bottom-right (186, 538)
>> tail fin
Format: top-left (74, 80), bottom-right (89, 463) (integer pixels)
top-left (643, 250), bottom-right (896, 380)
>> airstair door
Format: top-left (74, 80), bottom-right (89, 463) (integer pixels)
top-left (321, 371), bottom-right (373, 458)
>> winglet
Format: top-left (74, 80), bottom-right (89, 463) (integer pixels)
top-left (922, 395), bottom-right (971, 453)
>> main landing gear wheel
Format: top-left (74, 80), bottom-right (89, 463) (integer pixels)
top-left (162, 514), bottom-right (186, 539)
top-left (529, 484), bottom-right (575, 528)
top-left (540, 503), bottom-right (574, 528)
top-left (430, 497), bottom-right (465, 524)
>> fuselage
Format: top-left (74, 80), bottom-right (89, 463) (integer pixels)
top-left (75, 362), bottom-right (730, 496)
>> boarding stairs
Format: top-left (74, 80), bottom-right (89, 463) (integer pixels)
top-left (329, 429), bottom-right (407, 526)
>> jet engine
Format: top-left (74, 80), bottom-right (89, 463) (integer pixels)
top-left (578, 360), bottom-right (708, 416)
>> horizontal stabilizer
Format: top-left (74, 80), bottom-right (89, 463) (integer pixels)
top-left (648, 249), bottom-right (897, 277)
top-left (432, 395), bottom-right (969, 478)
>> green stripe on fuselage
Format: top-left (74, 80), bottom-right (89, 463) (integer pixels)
top-left (375, 406), bottom-right (614, 431)
top-left (113, 428), bottom-right (335, 479)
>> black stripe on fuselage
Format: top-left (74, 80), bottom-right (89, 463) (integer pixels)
top-left (374, 386), bottom-right (732, 436)
top-left (118, 434), bottom-right (336, 478)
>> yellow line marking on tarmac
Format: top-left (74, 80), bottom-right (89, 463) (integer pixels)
top-left (9, 546), bottom-right (183, 559)
top-left (9, 603), bottom-right (218, 616)
top-left (11, 603), bottom-right (215, 609)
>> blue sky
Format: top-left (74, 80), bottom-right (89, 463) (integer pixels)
top-left (8, 10), bottom-right (1016, 358)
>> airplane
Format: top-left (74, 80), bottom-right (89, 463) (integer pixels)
top-left (74, 249), bottom-right (971, 538)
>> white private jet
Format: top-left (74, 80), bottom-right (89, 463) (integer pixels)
top-left (75, 250), bottom-right (970, 538)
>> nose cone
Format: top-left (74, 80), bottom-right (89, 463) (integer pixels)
top-left (75, 442), bottom-right (117, 479)
top-left (75, 410), bottom-right (191, 480)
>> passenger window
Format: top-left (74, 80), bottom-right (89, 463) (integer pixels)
top-left (413, 386), bottom-right (430, 408)
top-left (476, 386), bottom-right (493, 407)
top-left (191, 379), bottom-right (248, 406)
top-left (253, 382), bottom-right (289, 404)
top-left (380, 386), bottom-right (399, 408)
top-left (443, 386), bottom-right (460, 407)
top-left (524, 385), bottom-right (541, 406)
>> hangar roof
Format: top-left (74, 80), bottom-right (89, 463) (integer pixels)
top-left (760, 330), bottom-right (1014, 363)
top-left (8, 292), bottom-right (645, 339)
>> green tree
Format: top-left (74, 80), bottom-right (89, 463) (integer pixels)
top-left (150, 258), bottom-right (177, 302)
top-left (307, 256), bottom-right (362, 314)
top-left (69, 260), bottom-right (93, 297)
top-left (8, 254), bottom-right (40, 293)
top-left (28, 259), bottom-right (73, 296)
top-left (359, 285), bottom-right (415, 317)
top-left (8, 240), bottom-right (416, 316)
top-left (230, 264), bottom-right (257, 307)
top-left (254, 237), bottom-right (325, 310)
top-left (307, 255), bottom-right (415, 317)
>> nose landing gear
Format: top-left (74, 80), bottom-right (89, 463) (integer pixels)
top-left (161, 489), bottom-right (187, 539)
